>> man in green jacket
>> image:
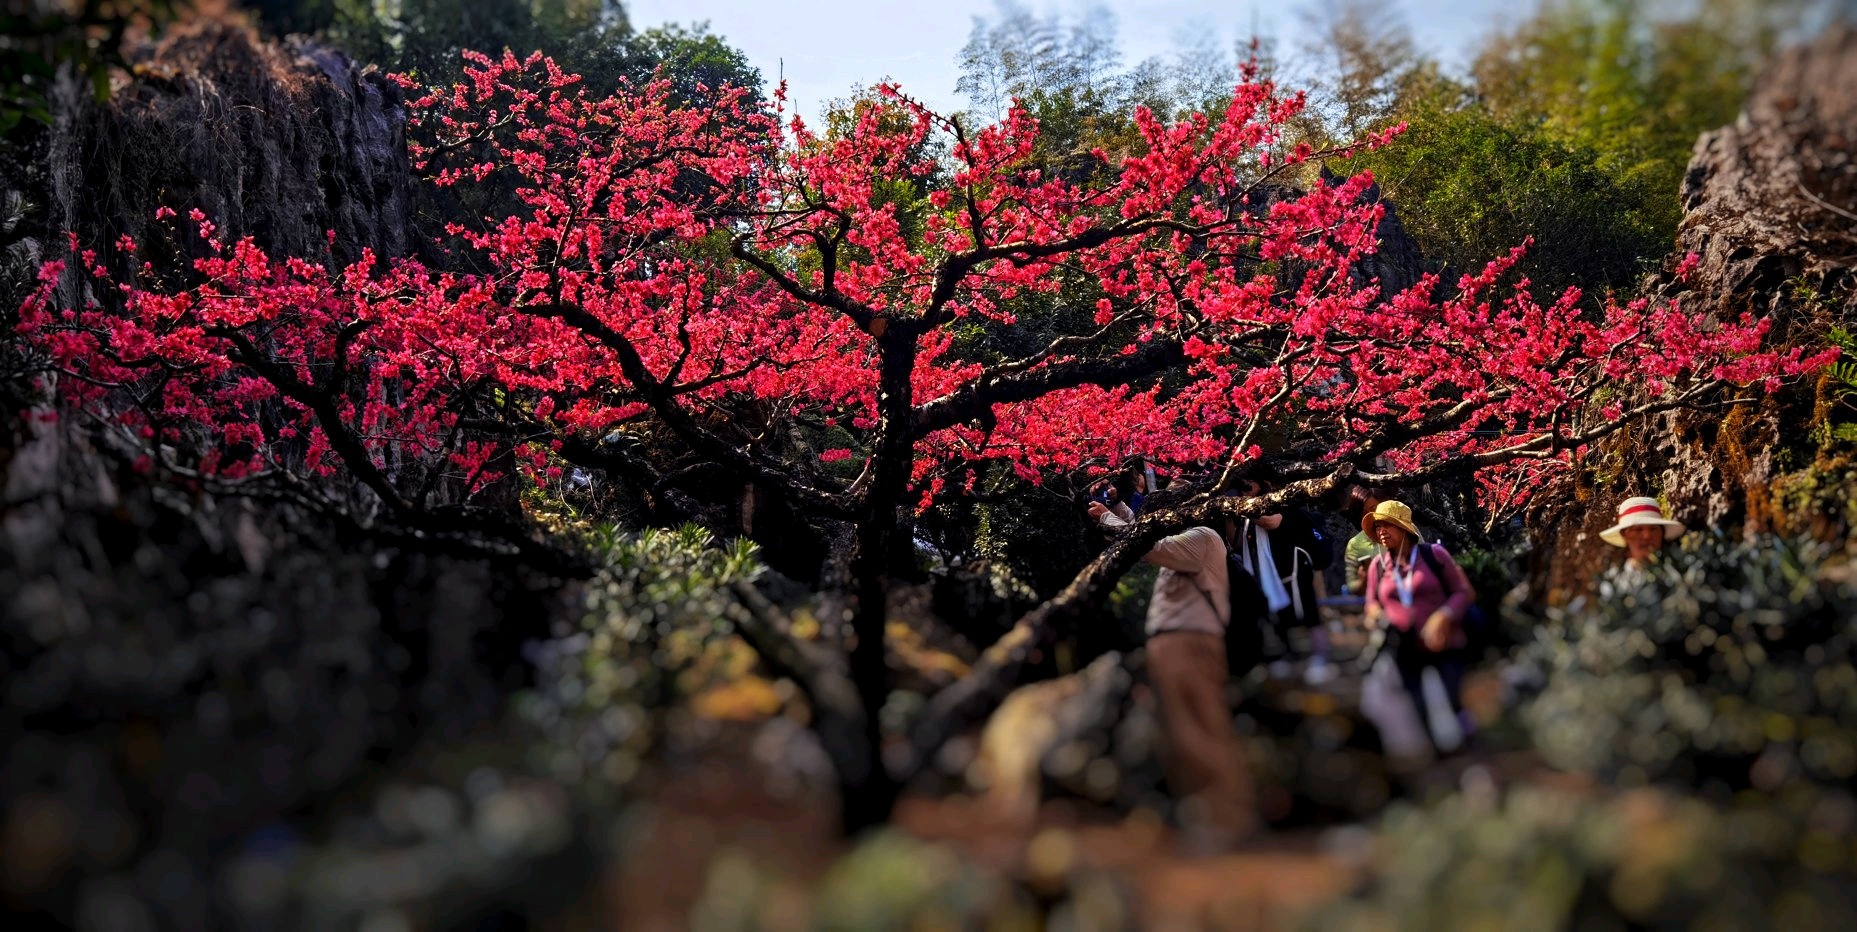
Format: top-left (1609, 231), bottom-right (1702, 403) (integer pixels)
top-left (1343, 486), bottom-right (1385, 594)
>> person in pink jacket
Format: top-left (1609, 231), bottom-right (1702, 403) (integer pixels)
top-left (1361, 500), bottom-right (1476, 751)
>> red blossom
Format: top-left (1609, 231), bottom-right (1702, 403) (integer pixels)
top-left (14, 50), bottom-right (1827, 521)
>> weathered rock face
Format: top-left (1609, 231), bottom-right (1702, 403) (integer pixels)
top-left (0, 416), bottom-right (567, 927)
top-left (1528, 25), bottom-right (1857, 601)
top-left (53, 22), bottom-right (414, 275)
top-left (1356, 178), bottom-right (1429, 298)
top-left (1669, 24), bottom-right (1857, 321)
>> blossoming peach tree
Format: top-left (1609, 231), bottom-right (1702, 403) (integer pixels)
top-left (19, 50), bottom-right (1828, 828)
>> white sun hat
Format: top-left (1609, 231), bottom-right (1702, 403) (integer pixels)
top-left (1600, 496), bottom-right (1687, 547)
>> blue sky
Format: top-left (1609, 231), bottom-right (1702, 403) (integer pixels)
top-left (624, 0), bottom-right (1529, 123)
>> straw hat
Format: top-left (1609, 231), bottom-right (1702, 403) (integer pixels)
top-left (1600, 496), bottom-right (1686, 547)
top-left (1361, 500), bottom-right (1421, 538)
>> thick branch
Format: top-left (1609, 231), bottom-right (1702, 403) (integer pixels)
top-left (526, 302), bottom-right (858, 519)
top-left (1353, 388), bottom-right (1727, 487)
top-left (911, 338), bottom-right (1187, 437)
top-left (727, 580), bottom-right (864, 717)
top-left (924, 216), bottom-right (1217, 325)
top-left (728, 237), bottom-right (882, 333)
top-left (209, 326), bottom-right (414, 516)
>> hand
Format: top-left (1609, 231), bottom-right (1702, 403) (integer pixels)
top-left (1362, 605), bottom-right (1382, 630)
top-left (1421, 611), bottom-right (1454, 651)
top-left (1087, 501), bottom-right (1110, 521)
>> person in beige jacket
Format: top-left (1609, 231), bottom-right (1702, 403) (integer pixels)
top-left (1090, 501), bottom-right (1255, 847)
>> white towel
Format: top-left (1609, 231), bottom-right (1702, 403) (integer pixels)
top-left (1244, 524), bottom-right (1293, 614)
top-left (1421, 667), bottom-right (1465, 753)
top-left (1361, 653), bottom-right (1433, 764)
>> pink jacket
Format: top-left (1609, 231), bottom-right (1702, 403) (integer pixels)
top-left (1364, 543), bottom-right (1474, 634)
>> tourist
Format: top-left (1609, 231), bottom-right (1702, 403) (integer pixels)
top-left (1361, 500), bottom-right (1476, 752)
top-left (1601, 496), bottom-right (1687, 571)
top-left (1089, 476), bottom-right (1136, 523)
top-left (1127, 458), bottom-right (1161, 515)
top-left (1342, 486), bottom-right (1385, 595)
top-left (1089, 499), bottom-right (1256, 848)
top-left (1232, 481), bottom-right (1334, 683)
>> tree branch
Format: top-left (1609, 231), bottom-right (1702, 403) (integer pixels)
top-left (524, 301), bottom-right (859, 519)
top-left (892, 472), bottom-right (1349, 783)
top-left (911, 338), bottom-right (1187, 437)
top-left (728, 237), bottom-right (883, 333)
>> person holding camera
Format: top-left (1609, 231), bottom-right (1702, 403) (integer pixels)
top-left (1088, 498), bottom-right (1256, 849)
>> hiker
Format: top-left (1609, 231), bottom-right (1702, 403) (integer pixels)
top-left (1089, 499), bottom-right (1256, 847)
top-left (1127, 458), bottom-right (1161, 515)
top-left (1601, 496), bottom-right (1687, 571)
top-left (1342, 486), bottom-right (1386, 595)
top-left (1361, 500), bottom-right (1475, 753)
top-left (1090, 477), bottom-right (1136, 523)
top-left (1233, 481), bottom-right (1335, 683)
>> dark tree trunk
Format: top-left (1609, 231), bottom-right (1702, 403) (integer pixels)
top-left (841, 324), bottom-right (918, 831)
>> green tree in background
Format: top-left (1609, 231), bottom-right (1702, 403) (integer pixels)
top-left (1470, 0), bottom-right (1795, 251)
top-left (1347, 66), bottom-right (1668, 294)
top-left (1296, 0), bottom-right (1417, 140)
top-left (1334, 0), bottom-right (1800, 295)
top-left (2, 0), bottom-right (191, 131)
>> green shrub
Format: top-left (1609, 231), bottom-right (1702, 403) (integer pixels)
top-left (1310, 785), bottom-right (1857, 930)
top-left (1318, 533), bottom-right (1857, 928)
top-left (1518, 534), bottom-right (1857, 794)
top-left (519, 525), bottom-right (766, 790)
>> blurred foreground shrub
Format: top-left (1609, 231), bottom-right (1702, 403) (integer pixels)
top-left (1520, 534), bottom-right (1857, 795)
top-left (522, 524), bottom-right (777, 791)
top-left (1313, 785), bottom-right (1857, 930)
top-left (280, 527), bottom-right (819, 927)
top-left (1317, 534), bottom-right (1857, 928)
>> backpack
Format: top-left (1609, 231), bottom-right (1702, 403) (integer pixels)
top-left (1189, 542), bottom-right (1271, 678)
top-left (1303, 520), bottom-right (1337, 572)
top-left (1413, 543), bottom-right (1489, 638)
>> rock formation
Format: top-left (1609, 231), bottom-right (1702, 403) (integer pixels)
top-left (1670, 24), bottom-right (1857, 321)
top-left (1529, 24), bottom-right (1857, 600)
top-left (52, 22), bottom-right (414, 277)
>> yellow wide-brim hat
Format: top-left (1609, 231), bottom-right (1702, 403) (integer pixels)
top-left (1362, 500), bottom-right (1421, 538)
top-left (1600, 496), bottom-right (1687, 547)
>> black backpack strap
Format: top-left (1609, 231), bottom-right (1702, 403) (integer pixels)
top-left (1417, 543), bottom-right (1479, 606)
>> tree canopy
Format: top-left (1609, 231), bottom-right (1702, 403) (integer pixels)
top-left (20, 46), bottom-right (1831, 825)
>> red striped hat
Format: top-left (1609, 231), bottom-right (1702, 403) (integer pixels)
top-left (1600, 496), bottom-right (1686, 547)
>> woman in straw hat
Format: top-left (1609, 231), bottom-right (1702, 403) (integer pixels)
top-left (1362, 500), bottom-right (1477, 753)
top-left (1601, 496), bottom-right (1687, 570)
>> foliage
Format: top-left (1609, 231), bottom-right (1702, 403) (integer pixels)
top-left (1471, 0), bottom-right (1795, 244)
top-left (954, 1), bottom-right (1260, 175)
top-left (1338, 66), bottom-right (1667, 295)
top-left (19, 50), bottom-right (1825, 518)
top-left (1819, 325), bottom-right (1857, 444)
top-left (955, 1), bottom-right (1124, 124)
top-left (523, 525), bottom-right (768, 791)
top-left (1321, 0), bottom-right (1801, 298)
top-left (1319, 534), bottom-right (1857, 928)
top-left (1, 0), bottom-right (190, 132)
top-left (1519, 534), bottom-right (1857, 793)
top-left (1293, 0), bottom-right (1418, 140)
top-left (1312, 785), bottom-right (1857, 930)
top-left (255, 0), bottom-right (759, 108)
